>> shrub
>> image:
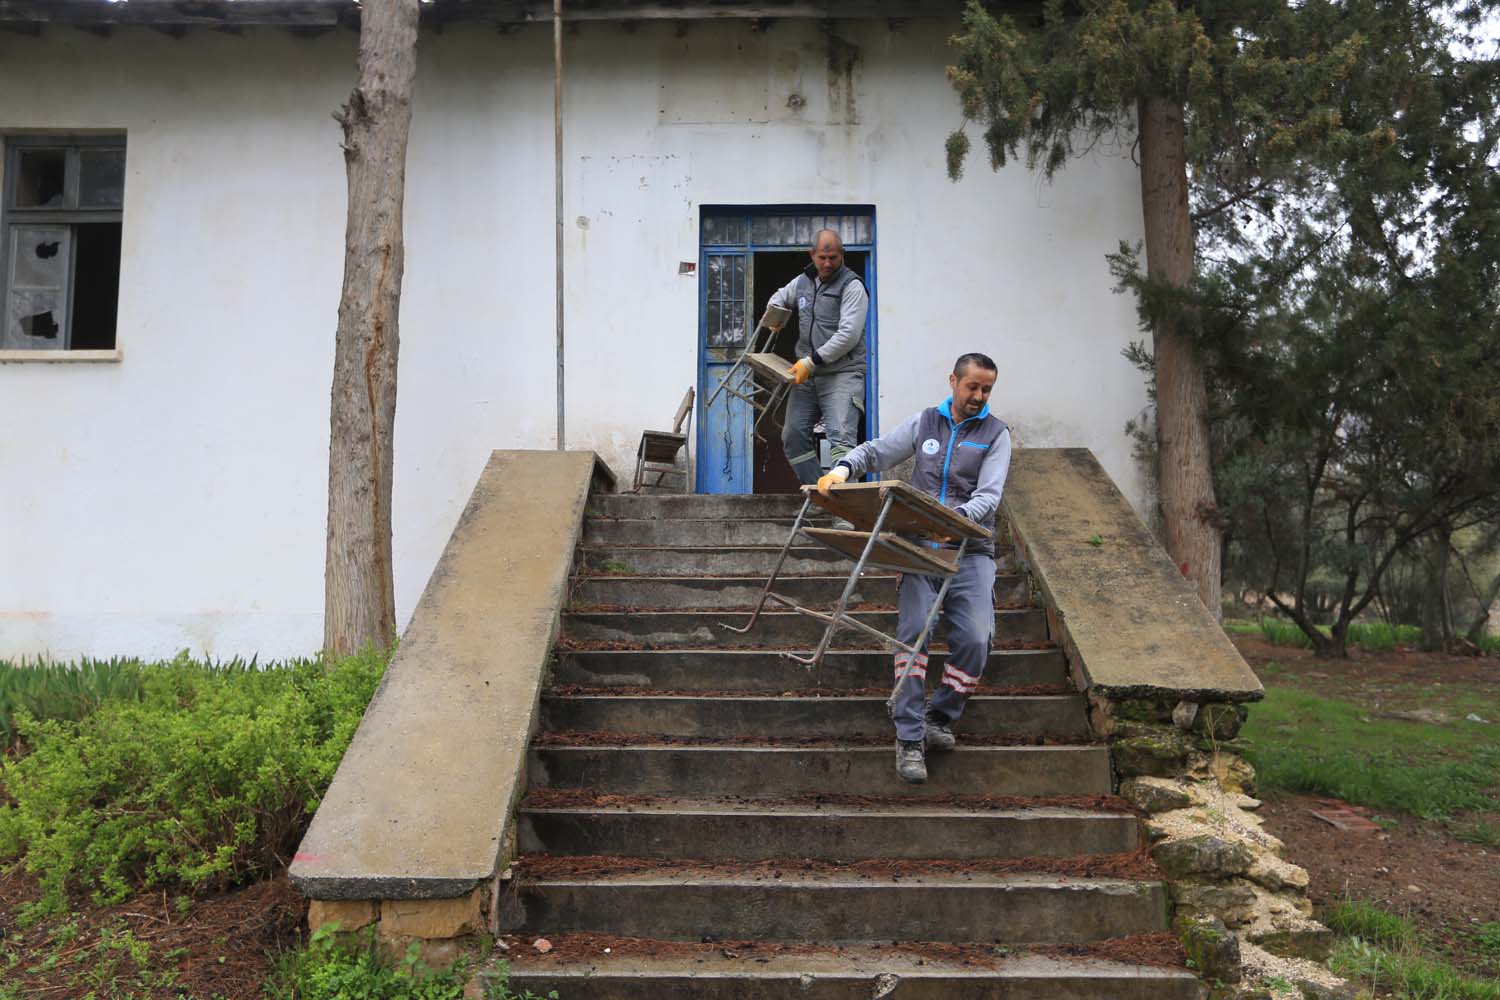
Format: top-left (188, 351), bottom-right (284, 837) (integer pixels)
top-left (0, 649), bottom-right (386, 919)
top-left (0, 657), bottom-right (148, 748)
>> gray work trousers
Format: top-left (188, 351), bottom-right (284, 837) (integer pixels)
top-left (890, 553), bottom-right (997, 742)
top-left (782, 369), bottom-right (865, 486)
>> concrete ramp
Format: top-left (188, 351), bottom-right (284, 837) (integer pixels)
top-left (291, 450), bottom-right (611, 901)
top-left (1003, 448), bottom-right (1261, 703)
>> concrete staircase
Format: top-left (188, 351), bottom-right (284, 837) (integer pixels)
top-left (493, 493), bottom-right (1201, 998)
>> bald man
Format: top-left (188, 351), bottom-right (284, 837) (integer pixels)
top-left (762, 229), bottom-right (869, 485)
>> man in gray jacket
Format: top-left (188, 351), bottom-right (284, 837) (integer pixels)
top-left (763, 229), bottom-right (868, 485)
top-left (817, 353), bottom-right (1012, 783)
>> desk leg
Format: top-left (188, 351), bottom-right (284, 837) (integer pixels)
top-left (719, 493), bottom-right (814, 635)
top-left (784, 494), bottom-right (894, 669)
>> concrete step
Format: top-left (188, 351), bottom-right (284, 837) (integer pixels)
top-left (528, 744), bottom-right (1113, 797)
top-left (500, 870), bottom-right (1169, 944)
top-left (552, 647), bottom-right (1071, 690)
top-left (539, 694), bottom-right (1089, 739)
top-left (569, 573), bottom-right (1031, 610)
top-left (584, 517), bottom-right (1014, 551)
top-left (561, 608), bottom-right (1048, 648)
top-left (517, 800), bottom-right (1140, 860)
top-left (579, 544), bottom-right (857, 577)
top-left (588, 493), bottom-right (815, 520)
top-left (489, 948), bottom-right (1200, 1000)
top-left (585, 518), bottom-right (832, 547)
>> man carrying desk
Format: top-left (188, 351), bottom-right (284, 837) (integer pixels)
top-left (816, 353), bottom-right (1012, 783)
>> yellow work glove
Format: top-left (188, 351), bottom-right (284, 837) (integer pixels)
top-left (816, 466), bottom-right (849, 497)
top-left (790, 358), bottom-right (815, 385)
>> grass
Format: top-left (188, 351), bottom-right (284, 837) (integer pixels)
top-left (1477, 923), bottom-right (1500, 962)
top-left (1325, 899), bottom-right (1419, 950)
top-left (1240, 686), bottom-right (1500, 819)
top-left (1453, 820), bottom-right (1500, 848)
top-left (1223, 617), bottom-right (1425, 651)
top-left (1332, 936), bottom-right (1500, 1000)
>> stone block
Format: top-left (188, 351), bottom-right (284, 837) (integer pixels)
top-left (1173, 701), bottom-right (1200, 731)
top-left (1195, 703), bottom-right (1248, 741)
top-left (1213, 752), bottom-right (1258, 796)
top-left (1153, 835), bottom-right (1255, 879)
top-left (1175, 914), bottom-right (1241, 984)
top-left (1170, 879), bottom-right (1258, 927)
top-left (1113, 729), bottom-right (1194, 778)
top-left (1121, 776), bottom-right (1195, 814)
top-left (380, 888), bottom-right (483, 940)
top-left (376, 930), bottom-right (465, 970)
top-left (307, 898), bottom-right (378, 934)
top-left (1249, 925), bottom-right (1334, 962)
top-left (1247, 856), bottom-right (1310, 894)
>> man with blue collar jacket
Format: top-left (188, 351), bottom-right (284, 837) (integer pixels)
top-left (817, 353), bottom-right (1012, 783)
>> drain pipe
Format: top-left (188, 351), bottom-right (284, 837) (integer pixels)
top-left (553, 0), bottom-right (566, 449)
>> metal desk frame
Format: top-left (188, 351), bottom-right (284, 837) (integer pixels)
top-left (721, 483), bottom-right (991, 696)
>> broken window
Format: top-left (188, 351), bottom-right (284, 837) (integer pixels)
top-left (2, 136), bottom-right (125, 351)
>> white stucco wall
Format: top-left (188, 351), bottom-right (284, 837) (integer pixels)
top-left (0, 19), bottom-right (1148, 661)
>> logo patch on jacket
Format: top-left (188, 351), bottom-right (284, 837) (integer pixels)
top-left (921, 438), bottom-right (941, 455)
top-left (798, 296), bottom-right (809, 310)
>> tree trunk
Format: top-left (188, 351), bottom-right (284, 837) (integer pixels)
top-left (1137, 95), bottom-right (1223, 618)
top-left (1466, 570), bottom-right (1500, 647)
top-left (323, 0), bottom-right (419, 656)
top-left (1420, 530), bottom-right (1451, 652)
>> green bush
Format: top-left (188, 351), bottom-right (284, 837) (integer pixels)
top-left (0, 657), bottom-right (148, 747)
top-left (0, 649), bottom-right (386, 919)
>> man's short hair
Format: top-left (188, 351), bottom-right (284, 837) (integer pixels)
top-left (811, 228), bottom-right (844, 251)
top-left (953, 352), bottom-right (998, 377)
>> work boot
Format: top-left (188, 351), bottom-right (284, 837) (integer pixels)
top-left (895, 739), bottom-right (927, 783)
top-left (924, 714), bottom-right (956, 752)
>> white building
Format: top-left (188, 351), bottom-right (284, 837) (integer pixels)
top-left (0, 1), bottom-right (1149, 661)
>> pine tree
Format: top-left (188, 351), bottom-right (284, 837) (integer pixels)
top-left (946, 0), bottom-right (1388, 616)
top-left (1113, 1), bottom-right (1500, 656)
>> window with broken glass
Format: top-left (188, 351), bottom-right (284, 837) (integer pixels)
top-left (1, 136), bottom-right (125, 352)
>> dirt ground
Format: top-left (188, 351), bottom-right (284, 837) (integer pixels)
top-left (1257, 794), bottom-right (1500, 976)
top-left (1229, 635), bottom-right (1500, 978)
top-left (0, 867), bottom-right (303, 999)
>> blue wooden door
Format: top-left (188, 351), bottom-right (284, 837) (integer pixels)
top-left (696, 249), bottom-right (753, 493)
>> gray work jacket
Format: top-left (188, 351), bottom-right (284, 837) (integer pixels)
top-left (835, 399), bottom-right (1012, 555)
top-left (767, 264), bottom-right (868, 376)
